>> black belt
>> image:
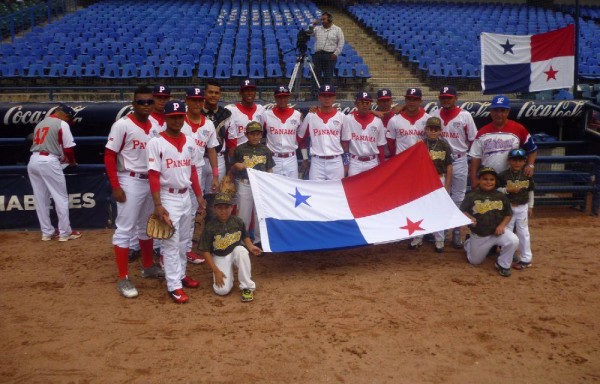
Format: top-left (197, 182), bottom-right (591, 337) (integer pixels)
top-left (313, 155), bottom-right (339, 160)
top-left (316, 50), bottom-right (334, 54)
top-left (129, 172), bottom-right (149, 179)
top-left (351, 155), bottom-right (376, 161)
top-left (168, 188), bottom-right (188, 194)
top-left (274, 152), bottom-right (295, 158)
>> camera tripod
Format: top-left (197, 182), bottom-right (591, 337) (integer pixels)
top-left (288, 52), bottom-right (321, 99)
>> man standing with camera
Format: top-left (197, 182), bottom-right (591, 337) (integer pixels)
top-left (312, 12), bottom-right (345, 86)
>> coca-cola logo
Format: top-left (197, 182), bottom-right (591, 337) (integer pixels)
top-left (3, 105), bottom-right (88, 127)
top-left (516, 100), bottom-right (585, 120)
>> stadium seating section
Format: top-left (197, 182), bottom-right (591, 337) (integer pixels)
top-left (0, 0), bottom-right (368, 85)
top-left (346, 2), bottom-right (600, 83)
top-left (0, 0), bottom-right (66, 39)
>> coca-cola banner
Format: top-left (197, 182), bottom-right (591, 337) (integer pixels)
top-left (0, 100), bottom-right (589, 139)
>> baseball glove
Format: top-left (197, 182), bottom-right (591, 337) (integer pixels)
top-left (219, 175), bottom-right (237, 196)
top-left (146, 214), bottom-right (175, 240)
top-left (193, 209), bottom-right (207, 241)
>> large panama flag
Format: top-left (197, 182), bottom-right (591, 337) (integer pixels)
top-left (481, 24), bottom-right (575, 94)
top-left (247, 142), bottom-right (471, 252)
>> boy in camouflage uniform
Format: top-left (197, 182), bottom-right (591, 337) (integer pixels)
top-left (409, 117), bottom-right (453, 253)
top-left (229, 121), bottom-right (276, 245)
top-left (498, 149), bottom-right (535, 270)
top-left (197, 192), bottom-right (262, 302)
top-left (460, 167), bottom-right (519, 277)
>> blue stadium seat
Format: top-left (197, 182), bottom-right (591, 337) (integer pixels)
top-left (232, 63), bottom-right (247, 77)
top-left (121, 63), bottom-right (138, 78)
top-left (197, 63), bottom-right (214, 78)
top-left (64, 64), bottom-right (82, 78)
top-left (249, 63), bottom-right (265, 79)
top-left (82, 63), bottom-right (102, 77)
top-left (176, 64), bottom-right (194, 78)
top-left (215, 63), bottom-right (231, 79)
top-left (157, 64), bottom-right (175, 78)
top-left (266, 63), bottom-right (283, 78)
top-left (101, 63), bottom-right (120, 79)
top-left (355, 64), bottom-right (371, 78)
top-left (138, 64), bottom-right (156, 79)
top-left (47, 63), bottom-right (65, 77)
top-left (25, 63), bottom-right (46, 78)
top-left (337, 63), bottom-right (353, 78)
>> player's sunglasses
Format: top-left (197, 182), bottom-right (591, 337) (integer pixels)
top-left (134, 99), bottom-right (154, 106)
top-left (509, 149), bottom-right (526, 158)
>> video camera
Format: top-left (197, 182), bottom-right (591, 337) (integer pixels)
top-left (296, 26), bottom-right (313, 55)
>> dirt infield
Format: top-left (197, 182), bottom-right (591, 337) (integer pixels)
top-left (1, 207), bottom-right (599, 383)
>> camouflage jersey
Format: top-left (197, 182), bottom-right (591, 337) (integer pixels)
top-left (201, 105), bottom-right (231, 154)
top-left (198, 215), bottom-right (248, 257)
top-left (460, 189), bottom-right (513, 237)
top-left (423, 138), bottom-right (452, 176)
top-left (498, 169), bottom-right (535, 206)
top-left (234, 142), bottom-right (275, 179)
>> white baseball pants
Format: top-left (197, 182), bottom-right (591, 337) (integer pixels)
top-left (450, 155), bottom-right (468, 207)
top-left (309, 156), bottom-right (344, 181)
top-left (161, 189), bottom-right (192, 292)
top-left (464, 230), bottom-right (519, 269)
top-left (201, 154), bottom-right (226, 194)
top-left (112, 172), bottom-right (153, 248)
top-left (348, 157), bottom-right (378, 176)
top-left (187, 166), bottom-right (203, 252)
top-left (507, 204), bottom-right (533, 263)
top-left (236, 179), bottom-right (260, 244)
top-left (212, 245), bottom-right (255, 295)
top-left (272, 154), bottom-right (298, 178)
top-left (27, 152), bottom-right (72, 238)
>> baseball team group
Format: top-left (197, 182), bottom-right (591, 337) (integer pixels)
top-left (26, 77), bottom-right (539, 303)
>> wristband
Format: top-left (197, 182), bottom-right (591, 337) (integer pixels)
top-left (527, 164), bottom-right (535, 169)
top-left (342, 153), bottom-right (350, 166)
top-left (212, 167), bottom-right (219, 178)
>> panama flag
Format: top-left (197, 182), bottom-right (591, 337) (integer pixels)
top-left (247, 142), bottom-right (471, 252)
top-left (481, 25), bottom-right (574, 94)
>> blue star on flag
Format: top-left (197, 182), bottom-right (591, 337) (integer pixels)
top-left (500, 39), bottom-right (515, 54)
top-left (289, 187), bottom-right (311, 208)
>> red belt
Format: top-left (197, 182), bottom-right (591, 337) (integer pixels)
top-left (351, 154), bottom-right (376, 161)
top-left (168, 188), bottom-right (188, 194)
top-left (129, 172), bottom-right (149, 179)
top-left (274, 152), bottom-right (295, 158)
top-left (313, 155), bottom-right (339, 160)
top-left (39, 151), bottom-right (50, 156)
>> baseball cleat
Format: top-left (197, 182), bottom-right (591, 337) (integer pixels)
top-left (58, 231), bottom-right (82, 242)
top-left (494, 262), bottom-right (512, 277)
top-left (117, 277), bottom-right (138, 298)
top-left (41, 229), bottom-right (59, 241)
top-left (186, 251), bottom-right (205, 264)
top-left (512, 261), bottom-right (532, 270)
top-left (169, 288), bottom-right (189, 304)
top-left (435, 240), bottom-right (445, 253)
top-left (181, 276), bottom-right (200, 288)
top-left (140, 264), bottom-right (165, 279)
top-left (241, 289), bottom-right (254, 302)
top-left (408, 237), bottom-right (423, 250)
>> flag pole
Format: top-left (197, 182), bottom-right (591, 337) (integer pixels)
top-left (574, 0), bottom-right (580, 95)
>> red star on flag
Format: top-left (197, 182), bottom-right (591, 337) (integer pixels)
top-left (544, 66), bottom-right (558, 81)
top-left (400, 218), bottom-right (425, 235)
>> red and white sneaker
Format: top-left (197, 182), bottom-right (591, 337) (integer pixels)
top-left (42, 229), bottom-right (59, 241)
top-left (58, 231), bottom-right (82, 242)
top-left (169, 288), bottom-right (189, 304)
top-left (186, 251), bottom-right (205, 264)
top-left (182, 276), bottom-right (200, 288)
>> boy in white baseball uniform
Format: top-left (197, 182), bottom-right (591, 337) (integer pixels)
top-left (342, 91), bottom-right (386, 176)
top-left (430, 86), bottom-right (478, 248)
top-left (27, 103), bottom-right (82, 242)
top-left (105, 86), bottom-right (164, 299)
top-left (298, 85), bottom-right (348, 181)
top-left (263, 85), bottom-right (303, 178)
top-left (147, 100), bottom-right (206, 303)
top-left (225, 79), bottom-right (265, 162)
top-left (409, 117), bottom-right (453, 253)
top-left (181, 87), bottom-right (220, 265)
top-left (386, 88), bottom-right (430, 156)
top-left (197, 192), bottom-right (262, 302)
top-left (498, 149), bottom-right (535, 270)
top-left (460, 167), bottom-right (518, 277)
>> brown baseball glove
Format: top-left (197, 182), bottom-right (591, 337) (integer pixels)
top-left (219, 174), bottom-right (237, 196)
top-left (146, 214), bottom-right (175, 240)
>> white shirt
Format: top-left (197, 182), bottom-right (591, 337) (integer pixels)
top-left (225, 103), bottom-right (265, 147)
top-left (386, 110), bottom-right (431, 154)
top-left (313, 24), bottom-right (345, 56)
top-left (263, 107), bottom-right (303, 154)
top-left (298, 110), bottom-right (345, 156)
top-left (342, 112), bottom-right (386, 156)
top-left (148, 112), bottom-right (166, 138)
top-left (430, 107), bottom-right (477, 155)
top-left (147, 133), bottom-right (200, 190)
top-left (105, 115), bottom-right (153, 173)
top-left (181, 116), bottom-right (219, 167)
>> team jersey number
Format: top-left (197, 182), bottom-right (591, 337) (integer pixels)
top-left (34, 127), bottom-right (50, 145)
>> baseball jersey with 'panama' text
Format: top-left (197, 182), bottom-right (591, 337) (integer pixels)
top-left (181, 115), bottom-right (219, 167)
top-left (263, 107), bottom-right (303, 154)
top-left (424, 137), bottom-right (453, 176)
top-left (460, 189), bottom-right (513, 237)
top-left (198, 215), bottom-right (248, 257)
top-left (469, 120), bottom-right (537, 173)
top-left (225, 103), bottom-right (265, 147)
top-left (498, 169), bottom-right (535, 206)
top-left (234, 142), bottom-right (275, 179)
top-left (386, 109), bottom-right (431, 154)
top-left (30, 114), bottom-right (76, 156)
top-left (147, 132), bottom-right (200, 189)
top-left (105, 114), bottom-right (154, 173)
top-left (298, 109), bottom-right (345, 156)
top-left (430, 107), bottom-right (478, 156)
top-left (341, 112), bottom-right (386, 156)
